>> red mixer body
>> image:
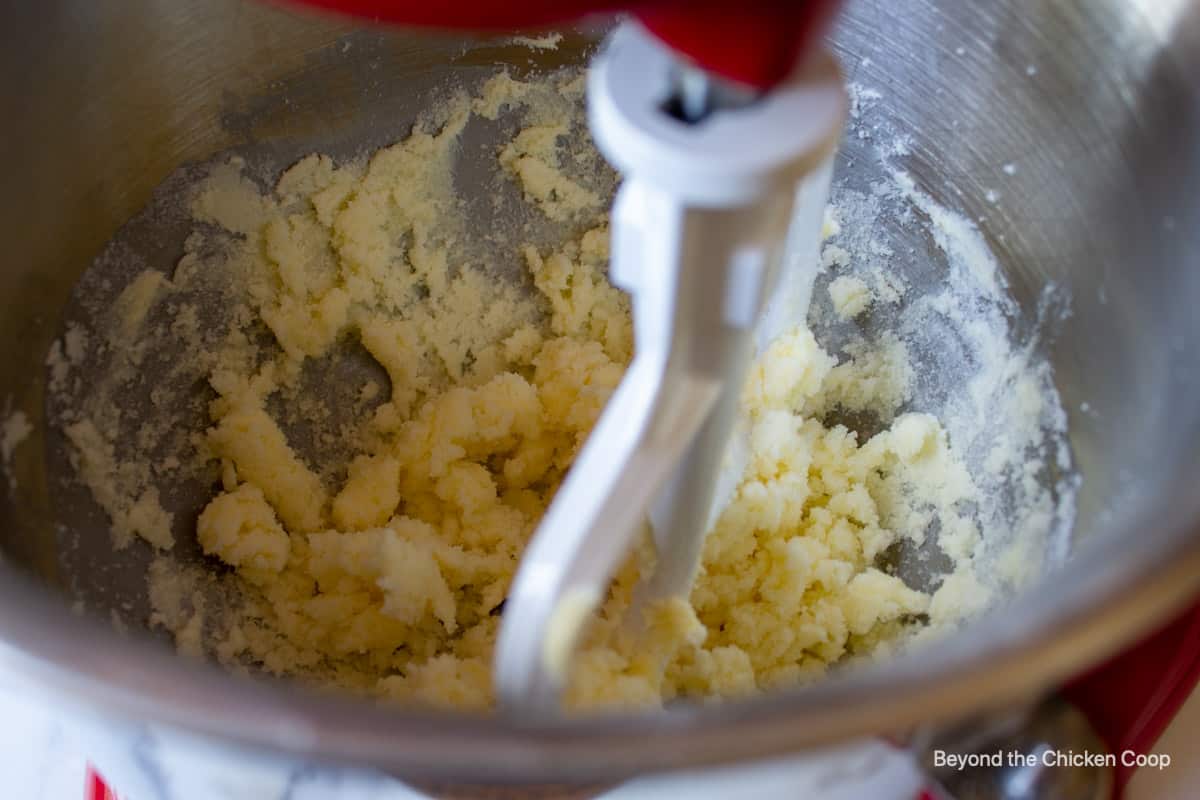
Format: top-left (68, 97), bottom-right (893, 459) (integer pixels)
top-left (280, 0), bottom-right (842, 89)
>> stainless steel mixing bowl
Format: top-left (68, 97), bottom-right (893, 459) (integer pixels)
top-left (0, 0), bottom-right (1198, 783)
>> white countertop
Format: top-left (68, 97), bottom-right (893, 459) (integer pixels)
top-left (0, 677), bottom-right (1193, 800)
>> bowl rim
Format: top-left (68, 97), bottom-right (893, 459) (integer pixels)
top-left (1, 498), bottom-right (1197, 781)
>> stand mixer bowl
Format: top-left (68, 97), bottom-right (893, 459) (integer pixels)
top-left (0, 0), bottom-right (1197, 782)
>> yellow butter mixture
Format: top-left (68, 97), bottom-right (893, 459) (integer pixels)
top-left (54, 70), bottom-right (1003, 712)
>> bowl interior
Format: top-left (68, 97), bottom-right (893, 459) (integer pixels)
top-left (0, 0), bottom-right (1198, 774)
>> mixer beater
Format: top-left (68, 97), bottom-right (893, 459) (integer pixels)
top-left (286, 0), bottom-right (846, 714)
